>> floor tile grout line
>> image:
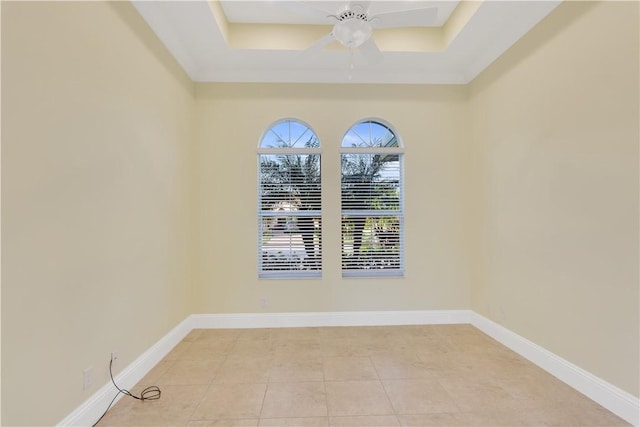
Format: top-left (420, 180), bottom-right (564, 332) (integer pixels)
top-left (183, 380), bottom-right (215, 424)
top-left (257, 382), bottom-right (270, 420)
top-left (183, 342), bottom-right (232, 423)
top-left (378, 373), bottom-right (401, 416)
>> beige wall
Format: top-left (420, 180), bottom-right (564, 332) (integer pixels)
top-left (1, 2), bottom-right (196, 425)
top-left (469, 1), bottom-right (639, 397)
top-left (193, 83), bottom-right (473, 314)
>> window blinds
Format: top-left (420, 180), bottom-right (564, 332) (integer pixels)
top-left (341, 152), bottom-right (404, 277)
top-left (259, 153), bottom-right (322, 278)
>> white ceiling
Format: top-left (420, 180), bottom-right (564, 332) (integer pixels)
top-left (132, 0), bottom-right (561, 85)
top-left (220, 1), bottom-right (459, 26)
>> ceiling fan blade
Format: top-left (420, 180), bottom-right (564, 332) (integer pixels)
top-left (370, 7), bottom-right (438, 29)
top-left (306, 32), bottom-right (335, 52)
top-left (358, 38), bottom-right (383, 63)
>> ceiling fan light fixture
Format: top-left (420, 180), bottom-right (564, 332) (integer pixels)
top-left (332, 17), bottom-right (372, 48)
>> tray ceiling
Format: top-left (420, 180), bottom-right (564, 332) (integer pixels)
top-left (132, 1), bottom-right (561, 84)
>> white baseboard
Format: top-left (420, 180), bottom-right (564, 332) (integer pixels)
top-left (190, 309), bottom-right (472, 329)
top-left (470, 312), bottom-right (640, 426)
top-left (56, 317), bottom-right (192, 427)
top-left (58, 310), bottom-right (639, 427)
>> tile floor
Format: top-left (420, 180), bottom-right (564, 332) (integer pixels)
top-left (96, 324), bottom-right (629, 426)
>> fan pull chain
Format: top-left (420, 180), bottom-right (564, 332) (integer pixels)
top-left (348, 48), bottom-right (355, 81)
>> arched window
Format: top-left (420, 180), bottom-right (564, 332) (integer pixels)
top-left (258, 119), bottom-right (322, 278)
top-left (341, 120), bottom-right (404, 277)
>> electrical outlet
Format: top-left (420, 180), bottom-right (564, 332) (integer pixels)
top-left (83, 366), bottom-right (93, 390)
top-left (260, 298), bottom-right (268, 308)
top-left (111, 351), bottom-right (119, 362)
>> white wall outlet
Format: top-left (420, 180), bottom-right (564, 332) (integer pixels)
top-left (260, 298), bottom-right (268, 308)
top-left (83, 366), bottom-right (93, 390)
top-left (111, 351), bottom-right (119, 362)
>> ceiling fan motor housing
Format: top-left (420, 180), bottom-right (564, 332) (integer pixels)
top-left (333, 10), bottom-right (372, 48)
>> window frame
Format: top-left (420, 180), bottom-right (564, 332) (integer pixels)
top-left (257, 118), bottom-right (323, 279)
top-left (340, 119), bottom-right (405, 278)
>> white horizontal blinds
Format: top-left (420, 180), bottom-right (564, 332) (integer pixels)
top-left (258, 120), bottom-right (322, 278)
top-left (341, 121), bottom-right (404, 277)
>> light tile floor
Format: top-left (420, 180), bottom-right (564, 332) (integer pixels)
top-left (96, 325), bottom-right (629, 426)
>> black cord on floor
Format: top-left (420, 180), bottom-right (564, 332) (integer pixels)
top-left (92, 357), bottom-right (161, 427)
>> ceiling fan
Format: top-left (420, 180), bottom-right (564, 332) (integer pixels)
top-left (284, 1), bottom-right (439, 61)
